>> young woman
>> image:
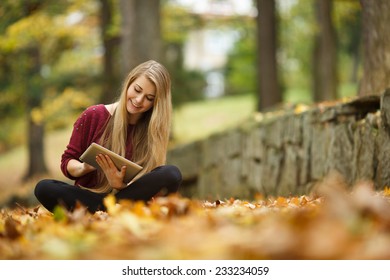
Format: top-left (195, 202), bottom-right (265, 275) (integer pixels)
top-left (34, 60), bottom-right (182, 213)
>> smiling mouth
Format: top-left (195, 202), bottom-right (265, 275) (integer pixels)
top-left (131, 100), bottom-right (142, 108)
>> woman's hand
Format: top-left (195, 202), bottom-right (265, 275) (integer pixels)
top-left (95, 154), bottom-right (127, 190)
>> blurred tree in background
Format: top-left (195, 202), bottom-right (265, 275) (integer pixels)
top-left (358, 0), bottom-right (390, 97)
top-left (256, 0), bottom-right (281, 111)
top-left (119, 0), bottom-right (162, 76)
top-left (312, 0), bottom-right (338, 102)
top-left (98, 0), bottom-right (120, 104)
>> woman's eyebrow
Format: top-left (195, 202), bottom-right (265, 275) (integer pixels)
top-left (135, 83), bottom-right (143, 90)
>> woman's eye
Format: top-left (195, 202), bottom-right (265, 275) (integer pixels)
top-left (146, 96), bottom-right (155, 102)
top-left (135, 87), bottom-right (141, 93)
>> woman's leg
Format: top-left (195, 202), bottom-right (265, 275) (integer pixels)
top-left (34, 179), bottom-right (106, 213)
top-left (115, 165), bottom-right (182, 202)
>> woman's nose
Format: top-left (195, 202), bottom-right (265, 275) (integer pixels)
top-left (135, 95), bottom-right (144, 104)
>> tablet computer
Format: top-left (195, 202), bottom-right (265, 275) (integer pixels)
top-left (79, 142), bottom-right (143, 183)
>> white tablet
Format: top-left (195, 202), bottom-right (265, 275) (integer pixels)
top-left (79, 142), bottom-right (143, 183)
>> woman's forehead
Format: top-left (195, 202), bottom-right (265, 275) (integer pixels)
top-left (132, 75), bottom-right (156, 93)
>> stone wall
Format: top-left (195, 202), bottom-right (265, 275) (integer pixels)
top-left (167, 90), bottom-right (390, 200)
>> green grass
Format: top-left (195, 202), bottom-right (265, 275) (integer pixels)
top-left (172, 94), bottom-right (256, 145)
top-left (283, 83), bottom-right (358, 105)
top-left (283, 87), bottom-right (312, 104)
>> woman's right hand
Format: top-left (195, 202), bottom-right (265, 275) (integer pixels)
top-left (67, 159), bottom-right (96, 177)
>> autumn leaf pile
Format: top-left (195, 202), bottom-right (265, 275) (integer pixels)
top-left (2, 174), bottom-right (390, 260)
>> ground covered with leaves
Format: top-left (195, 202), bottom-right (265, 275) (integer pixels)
top-left (2, 175), bottom-right (390, 260)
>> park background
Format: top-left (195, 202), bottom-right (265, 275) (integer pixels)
top-left (1, 0), bottom-right (384, 205)
top-left (1, 0), bottom-right (390, 260)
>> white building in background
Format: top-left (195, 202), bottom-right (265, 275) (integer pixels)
top-left (174, 0), bottom-right (256, 98)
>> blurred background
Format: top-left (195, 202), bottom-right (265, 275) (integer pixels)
top-left (0, 0), bottom-right (384, 205)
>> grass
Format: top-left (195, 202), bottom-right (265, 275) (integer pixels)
top-left (283, 82), bottom-right (359, 105)
top-left (172, 94), bottom-right (256, 145)
top-left (288, 82), bottom-right (358, 102)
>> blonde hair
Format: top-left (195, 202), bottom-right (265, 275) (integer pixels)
top-left (93, 60), bottom-right (172, 193)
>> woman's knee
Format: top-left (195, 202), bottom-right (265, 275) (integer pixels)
top-left (34, 179), bottom-right (64, 200)
top-left (165, 165), bottom-right (182, 185)
top-left (34, 179), bottom-right (52, 198)
top-left (161, 165), bottom-right (182, 194)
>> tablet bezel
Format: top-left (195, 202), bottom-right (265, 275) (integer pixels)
top-left (79, 142), bottom-right (143, 183)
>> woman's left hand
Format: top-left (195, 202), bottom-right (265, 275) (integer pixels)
top-left (95, 154), bottom-right (127, 190)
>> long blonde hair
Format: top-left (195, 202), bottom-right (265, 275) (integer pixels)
top-left (93, 60), bottom-right (172, 193)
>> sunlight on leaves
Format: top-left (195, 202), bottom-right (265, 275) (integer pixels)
top-left (2, 177), bottom-right (390, 260)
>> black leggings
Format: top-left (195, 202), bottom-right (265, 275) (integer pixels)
top-left (34, 165), bottom-right (182, 213)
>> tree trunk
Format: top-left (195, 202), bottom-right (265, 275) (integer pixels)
top-left (99, 0), bottom-right (120, 104)
top-left (312, 0), bottom-right (338, 102)
top-left (358, 0), bottom-right (390, 96)
top-left (119, 0), bottom-right (161, 77)
top-left (24, 47), bottom-right (48, 180)
top-left (256, 0), bottom-right (281, 111)
top-left (25, 114), bottom-right (47, 180)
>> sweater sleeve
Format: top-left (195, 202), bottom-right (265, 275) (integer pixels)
top-left (60, 105), bottom-right (109, 180)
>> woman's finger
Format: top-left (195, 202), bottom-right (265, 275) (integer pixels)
top-left (104, 154), bottom-right (116, 169)
top-left (120, 165), bottom-right (127, 177)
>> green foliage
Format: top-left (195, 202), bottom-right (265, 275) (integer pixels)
top-left (334, 0), bottom-right (362, 54)
top-left (224, 20), bottom-right (257, 96)
top-left (0, 118), bottom-right (25, 153)
top-left (162, 3), bottom-right (203, 44)
top-left (279, 0), bottom-right (316, 96)
top-left (334, 1), bottom-right (362, 85)
top-left (40, 88), bottom-right (94, 130)
top-left (0, 0), bottom-right (101, 152)
top-left (171, 68), bottom-right (206, 107)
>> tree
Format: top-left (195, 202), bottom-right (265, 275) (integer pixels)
top-left (358, 0), bottom-right (390, 96)
top-left (119, 0), bottom-right (161, 77)
top-left (312, 0), bottom-right (338, 102)
top-left (99, 0), bottom-right (121, 104)
top-left (256, 0), bottom-right (281, 111)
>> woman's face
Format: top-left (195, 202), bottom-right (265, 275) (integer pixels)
top-left (126, 75), bottom-right (156, 123)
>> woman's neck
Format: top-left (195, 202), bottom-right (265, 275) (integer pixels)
top-left (105, 102), bottom-right (118, 116)
top-left (128, 114), bottom-right (141, 125)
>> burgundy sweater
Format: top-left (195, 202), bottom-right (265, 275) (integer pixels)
top-left (61, 104), bottom-right (134, 189)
